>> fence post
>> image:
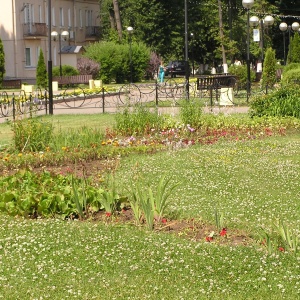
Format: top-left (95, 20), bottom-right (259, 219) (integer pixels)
top-left (44, 90), bottom-right (48, 114)
top-left (29, 93), bottom-right (33, 118)
top-left (102, 87), bottom-right (105, 113)
top-left (12, 93), bottom-right (16, 121)
top-left (155, 82), bottom-right (158, 106)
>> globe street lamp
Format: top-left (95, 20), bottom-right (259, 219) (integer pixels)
top-left (279, 22), bottom-right (300, 65)
top-left (249, 15), bottom-right (274, 72)
top-left (127, 26), bottom-right (134, 83)
top-left (242, 0), bottom-right (255, 102)
top-left (51, 30), bottom-right (69, 77)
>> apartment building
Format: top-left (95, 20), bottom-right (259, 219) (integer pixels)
top-left (0, 0), bottom-right (100, 82)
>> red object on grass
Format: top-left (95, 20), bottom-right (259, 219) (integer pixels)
top-left (205, 236), bottom-right (213, 242)
top-left (220, 228), bottom-right (227, 236)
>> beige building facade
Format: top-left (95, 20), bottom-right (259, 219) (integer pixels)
top-left (0, 0), bottom-right (100, 82)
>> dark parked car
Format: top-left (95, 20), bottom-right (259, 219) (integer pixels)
top-left (164, 60), bottom-right (190, 77)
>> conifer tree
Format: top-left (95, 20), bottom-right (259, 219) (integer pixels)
top-left (36, 49), bottom-right (47, 88)
top-left (262, 47), bottom-right (277, 89)
top-left (0, 38), bottom-right (5, 87)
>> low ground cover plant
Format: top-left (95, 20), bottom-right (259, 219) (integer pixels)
top-left (0, 104), bottom-right (300, 298)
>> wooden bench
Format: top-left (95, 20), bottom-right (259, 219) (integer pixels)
top-left (2, 79), bottom-right (22, 89)
top-left (52, 75), bottom-right (93, 86)
top-left (196, 75), bottom-right (237, 91)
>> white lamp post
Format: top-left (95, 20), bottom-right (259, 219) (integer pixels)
top-left (51, 30), bottom-right (69, 77)
top-left (242, 0), bottom-right (255, 102)
top-left (127, 26), bottom-right (134, 83)
top-left (279, 22), bottom-right (300, 65)
top-left (250, 15), bottom-right (274, 72)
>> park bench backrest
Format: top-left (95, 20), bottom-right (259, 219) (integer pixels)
top-left (2, 79), bottom-right (22, 89)
top-left (52, 75), bottom-right (93, 85)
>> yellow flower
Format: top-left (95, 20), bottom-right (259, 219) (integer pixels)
top-left (62, 146), bottom-right (67, 151)
top-left (101, 141), bottom-right (107, 145)
top-left (18, 153), bottom-right (23, 157)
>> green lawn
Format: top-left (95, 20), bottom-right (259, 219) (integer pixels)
top-left (1, 129), bottom-right (300, 299)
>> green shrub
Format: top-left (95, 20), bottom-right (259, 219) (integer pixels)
top-left (114, 105), bottom-right (165, 135)
top-left (52, 65), bottom-right (79, 77)
top-left (85, 41), bottom-right (150, 83)
top-left (282, 63), bottom-right (300, 74)
top-left (0, 37), bottom-right (5, 87)
top-left (281, 68), bottom-right (300, 86)
top-left (180, 100), bottom-right (203, 128)
top-left (262, 48), bottom-right (277, 89)
top-left (36, 49), bottom-right (47, 88)
top-left (11, 118), bottom-right (53, 152)
top-left (249, 86), bottom-right (300, 118)
top-left (228, 64), bottom-right (256, 88)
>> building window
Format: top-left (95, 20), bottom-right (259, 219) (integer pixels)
top-left (24, 4), bottom-right (34, 24)
top-left (52, 7), bottom-right (55, 26)
top-left (68, 8), bottom-right (72, 28)
top-left (79, 9), bottom-right (83, 28)
top-left (25, 48), bottom-right (32, 67)
top-left (38, 5), bottom-right (42, 23)
top-left (46, 5), bottom-right (48, 25)
top-left (59, 7), bottom-right (64, 27)
top-left (85, 10), bottom-right (92, 27)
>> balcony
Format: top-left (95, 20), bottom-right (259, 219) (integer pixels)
top-left (23, 23), bottom-right (47, 38)
top-left (85, 26), bottom-right (101, 40)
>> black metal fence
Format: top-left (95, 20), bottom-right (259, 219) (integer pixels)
top-left (0, 78), bottom-right (271, 120)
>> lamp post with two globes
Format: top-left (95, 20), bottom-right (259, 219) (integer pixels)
top-left (51, 30), bottom-right (69, 77)
top-left (249, 15), bottom-right (274, 72)
top-left (242, 0), bottom-right (255, 102)
top-left (279, 22), bottom-right (300, 65)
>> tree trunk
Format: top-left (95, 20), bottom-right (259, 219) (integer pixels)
top-left (112, 0), bottom-right (122, 40)
top-left (218, 0), bottom-right (228, 73)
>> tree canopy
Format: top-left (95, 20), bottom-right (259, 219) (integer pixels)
top-left (97, 0), bottom-right (300, 68)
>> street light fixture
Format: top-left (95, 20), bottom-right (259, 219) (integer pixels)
top-left (242, 0), bottom-right (255, 102)
top-left (249, 15), bottom-right (274, 72)
top-left (127, 26), bottom-right (134, 83)
top-left (279, 22), bottom-right (300, 65)
top-left (51, 30), bottom-right (69, 77)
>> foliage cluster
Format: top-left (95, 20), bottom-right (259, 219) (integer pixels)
top-left (85, 41), bottom-right (150, 83)
top-left (129, 176), bottom-right (179, 230)
top-left (77, 57), bottom-right (100, 79)
top-left (287, 33), bottom-right (300, 64)
top-left (11, 118), bottom-right (53, 152)
top-left (250, 86), bottom-right (300, 118)
top-left (281, 63), bottom-right (300, 86)
top-left (114, 105), bottom-right (165, 135)
top-left (36, 49), bottom-right (47, 88)
top-left (180, 100), bottom-right (203, 128)
top-left (228, 64), bottom-right (256, 88)
top-left (261, 47), bottom-right (277, 89)
top-left (0, 37), bottom-right (5, 87)
top-left (52, 65), bottom-right (79, 77)
top-left (0, 170), bottom-right (121, 219)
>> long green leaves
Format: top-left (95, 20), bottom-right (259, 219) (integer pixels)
top-left (128, 176), bottom-right (179, 230)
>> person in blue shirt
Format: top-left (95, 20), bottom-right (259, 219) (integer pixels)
top-left (158, 62), bottom-right (165, 83)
